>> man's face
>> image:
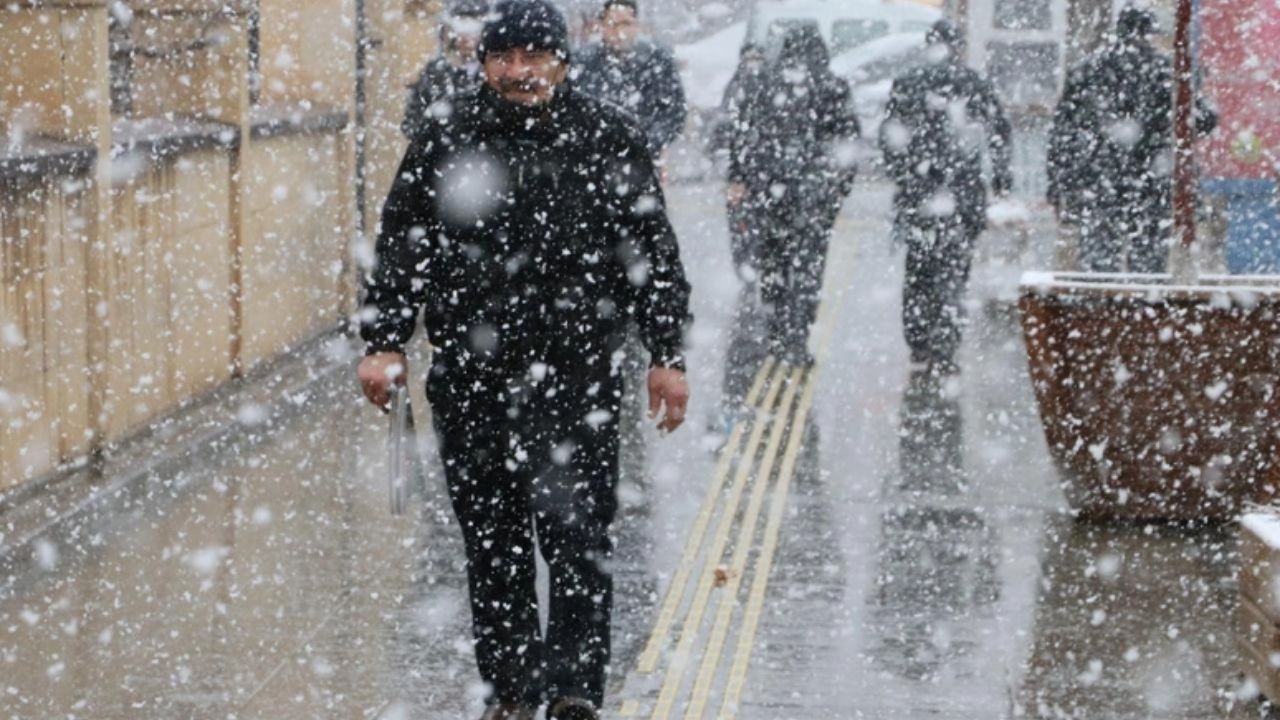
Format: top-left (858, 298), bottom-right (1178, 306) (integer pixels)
top-left (600, 6), bottom-right (638, 51)
top-left (445, 16), bottom-right (484, 60)
top-left (483, 47), bottom-right (568, 106)
top-left (454, 31), bottom-right (480, 59)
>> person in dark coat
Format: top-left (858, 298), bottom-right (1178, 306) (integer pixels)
top-left (357, 2), bottom-right (692, 717)
top-left (400, 0), bottom-right (488, 140)
top-left (728, 25), bottom-right (858, 365)
top-left (1046, 6), bottom-right (1217, 273)
top-left (714, 42), bottom-right (767, 279)
top-left (880, 19), bottom-right (1011, 375)
top-left (702, 42), bottom-right (772, 435)
top-left (573, 0), bottom-right (688, 157)
top-left (711, 43), bottom-right (765, 157)
top-left (574, 0), bottom-right (687, 468)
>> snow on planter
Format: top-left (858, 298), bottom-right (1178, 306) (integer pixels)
top-left (1020, 272), bottom-right (1280, 520)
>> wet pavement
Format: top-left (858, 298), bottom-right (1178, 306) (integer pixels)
top-left (0, 179), bottom-right (1273, 719)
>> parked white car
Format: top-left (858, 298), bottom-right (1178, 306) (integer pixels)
top-left (829, 31), bottom-right (929, 140)
top-left (747, 0), bottom-right (940, 56)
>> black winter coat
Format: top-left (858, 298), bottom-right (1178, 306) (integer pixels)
top-left (728, 62), bottom-right (860, 195)
top-left (401, 56), bottom-right (482, 140)
top-left (574, 41), bottom-right (688, 154)
top-left (880, 55), bottom-right (1012, 230)
top-left (708, 61), bottom-right (764, 156)
top-left (363, 84), bottom-right (692, 381)
top-left (1046, 37), bottom-right (1217, 215)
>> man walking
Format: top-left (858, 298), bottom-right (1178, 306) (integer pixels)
top-left (401, 0), bottom-right (488, 140)
top-left (574, 0), bottom-right (687, 159)
top-left (880, 19), bottom-right (1012, 375)
top-left (1047, 5), bottom-right (1217, 273)
top-left (357, 1), bottom-right (692, 717)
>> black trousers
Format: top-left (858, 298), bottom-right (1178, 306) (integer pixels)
top-left (757, 183), bottom-right (840, 359)
top-left (901, 215), bottom-right (978, 369)
top-left (1076, 183), bottom-right (1171, 274)
top-left (427, 360), bottom-right (623, 708)
top-left (719, 283), bottom-right (769, 415)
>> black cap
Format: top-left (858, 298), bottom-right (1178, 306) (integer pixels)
top-left (477, 0), bottom-right (570, 61)
top-left (1117, 6), bottom-right (1156, 38)
top-left (447, 0), bottom-right (489, 17)
top-left (603, 0), bottom-right (638, 15)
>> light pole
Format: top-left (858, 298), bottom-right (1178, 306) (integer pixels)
top-left (1170, 0), bottom-right (1198, 281)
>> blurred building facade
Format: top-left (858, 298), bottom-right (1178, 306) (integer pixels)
top-left (1, 0), bottom-right (443, 488)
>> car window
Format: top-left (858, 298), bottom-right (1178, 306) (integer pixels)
top-left (853, 49), bottom-right (926, 86)
top-left (987, 41), bottom-right (1058, 105)
top-left (899, 20), bottom-right (935, 34)
top-left (766, 18), bottom-right (817, 38)
top-left (831, 19), bottom-right (890, 54)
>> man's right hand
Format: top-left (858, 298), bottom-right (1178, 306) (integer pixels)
top-left (358, 352), bottom-right (408, 409)
top-left (726, 182), bottom-right (746, 207)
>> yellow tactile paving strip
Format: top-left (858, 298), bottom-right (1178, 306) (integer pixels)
top-left (634, 359), bottom-right (777, 676)
top-left (618, 230), bottom-right (855, 720)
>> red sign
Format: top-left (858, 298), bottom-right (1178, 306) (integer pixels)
top-left (1198, 0), bottom-right (1280, 179)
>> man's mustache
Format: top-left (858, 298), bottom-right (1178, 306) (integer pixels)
top-left (496, 78), bottom-right (548, 93)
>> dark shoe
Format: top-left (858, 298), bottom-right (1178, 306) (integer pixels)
top-left (767, 336), bottom-right (788, 361)
top-left (785, 346), bottom-right (815, 368)
top-left (480, 704), bottom-right (536, 720)
top-left (546, 697), bottom-right (598, 720)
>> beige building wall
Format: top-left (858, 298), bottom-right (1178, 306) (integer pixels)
top-left (0, 0), bottom-right (443, 490)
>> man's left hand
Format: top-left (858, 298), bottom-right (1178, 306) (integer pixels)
top-left (657, 150), bottom-right (672, 185)
top-left (648, 367), bottom-right (690, 433)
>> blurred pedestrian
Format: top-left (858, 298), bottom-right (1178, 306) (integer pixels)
top-left (1047, 5), bottom-right (1217, 274)
top-left (574, 0), bottom-right (687, 159)
top-left (700, 42), bottom-right (772, 437)
top-left (880, 19), bottom-right (1011, 375)
top-left (574, 0), bottom-right (688, 467)
top-left (401, 0), bottom-right (488, 140)
top-left (711, 42), bottom-right (766, 158)
top-left (730, 25), bottom-right (858, 365)
top-left (357, 1), bottom-right (692, 717)
top-left (714, 42), bottom-right (768, 280)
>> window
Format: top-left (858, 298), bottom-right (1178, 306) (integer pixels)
top-left (987, 41), bottom-right (1058, 106)
top-left (852, 49), bottom-right (927, 86)
top-left (831, 19), bottom-right (891, 54)
top-left (994, 0), bottom-right (1052, 31)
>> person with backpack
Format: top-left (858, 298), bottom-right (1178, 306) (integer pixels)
top-left (1047, 5), bottom-right (1217, 274)
top-left (729, 25), bottom-right (859, 365)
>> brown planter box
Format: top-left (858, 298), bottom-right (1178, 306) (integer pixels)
top-left (1240, 513), bottom-right (1280, 701)
top-left (1020, 272), bottom-right (1280, 520)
